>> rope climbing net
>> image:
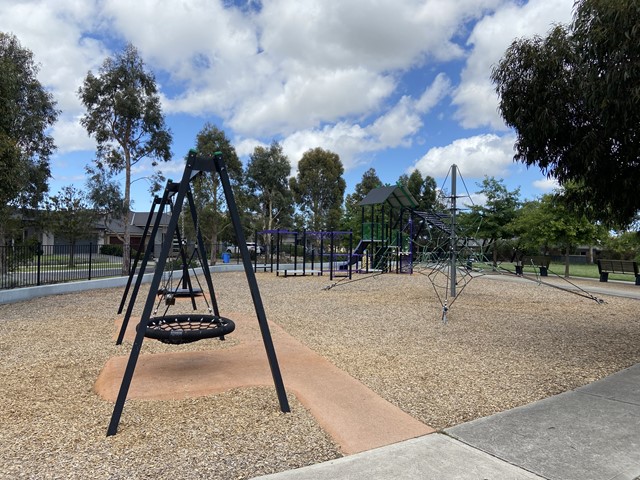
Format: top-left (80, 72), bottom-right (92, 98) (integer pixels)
top-left (414, 166), bottom-right (605, 322)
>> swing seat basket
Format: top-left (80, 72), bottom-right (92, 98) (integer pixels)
top-left (157, 287), bottom-right (203, 297)
top-left (143, 314), bottom-right (235, 344)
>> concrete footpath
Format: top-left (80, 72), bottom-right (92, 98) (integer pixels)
top-left (256, 362), bottom-right (640, 480)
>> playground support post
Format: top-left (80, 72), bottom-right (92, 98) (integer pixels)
top-left (450, 164), bottom-right (457, 298)
top-left (213, 152), bottom-right (290, 414)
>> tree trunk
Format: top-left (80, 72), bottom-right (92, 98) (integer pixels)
top-left (68, 240), bottom-right (76, 268)
top-left (122, 156), bottom-right (131, 276)
top-left (210, 225), bottom-right (218, 266)
top-left (564, 245), bottom-right (570, 278)
top-left (492, 239), bottom-right (498, 269)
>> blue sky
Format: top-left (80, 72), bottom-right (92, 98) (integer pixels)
top-left (1, 0), bottom-right (575, 212)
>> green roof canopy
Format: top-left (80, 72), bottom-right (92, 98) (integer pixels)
top-left (358, 185), bottom-right (418, 209)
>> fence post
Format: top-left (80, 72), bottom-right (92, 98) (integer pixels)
top-left (88, 243), bottom-right (93, 280)
top-left (37, 242), bottom-right (42, 286)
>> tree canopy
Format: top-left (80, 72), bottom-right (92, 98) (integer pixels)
top-left (0, 32), bottom-right (59, 243)
top-left (246, 141), bottom-right (292, 233)
top-left (44, 185), bottom-right (97, 267)
top-left (398, 169), bottom-right (441, 212)
top-left (289, 147), bottom-right (346, 231)
top-left (512, 192), bottom-right (603, 276)
top-left (343, 168), bottom-right (382, 238)
top-left (467, 176), bottom-right (520, 265)
top-left (491, 0), bottom-right (640, 228)
top-left (192, 123), bottom-right (243, 261)
top-left (78, 43), bottom-right (172, 273)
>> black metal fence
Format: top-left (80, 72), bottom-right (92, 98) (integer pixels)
top-left (1, 240), bottom-right (311, 290)
top-left (0, 243), bottom-right (125, 290)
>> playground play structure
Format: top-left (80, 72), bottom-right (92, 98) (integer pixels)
top-left (316, 165), bottom-right (606, 321)
top-left (249, 183), bottom-right (460, 282)
top-left (253, 229), bottom-right (354, 280)
top-left (108, 150), bottom-right (290, 436)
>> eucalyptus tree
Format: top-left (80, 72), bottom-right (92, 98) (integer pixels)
top-left (85, 166), bottom-right (125, 238)
top-left (246, 141), bottom-right (292, 249)
top-left (492, 0), bottom-right (640, 228)
top-left (468, 177), bottom-right (521, 266)
top-left (343, 168), bottom-right (382, 238)
top-left (78, 43), bottom-right (172, 274)
top-left (0, 32), bottom-right (59, 251)
top-left (191, 123), bottom-right (243, 263)
top-left (44, 185), bottom-right (97, 267)
top-left (397, 169), bottom-right (441, 212)
top-left (289, 147), bottom-right (346, 231)
top-left (512, 192), bottom-right (603, 277)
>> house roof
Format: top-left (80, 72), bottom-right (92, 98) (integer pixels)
top-left (130, 211), bottom-right (171, 228)
top-left (358, 185), bottom-right (418, 209)
top-left (104, 211), bottom-right (171, 235)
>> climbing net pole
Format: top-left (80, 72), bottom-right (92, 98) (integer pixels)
top-left (411, 164), bottom-right (485, 323)
top-left (415, 163), bottom-right (605, 321)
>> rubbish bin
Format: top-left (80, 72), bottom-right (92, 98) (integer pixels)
top-left (222, 252), bottom-right (231, 264)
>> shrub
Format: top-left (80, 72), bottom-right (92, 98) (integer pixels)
top-left (100, 244), bottom-right (123, 256)
top-left (99, 244), bottom-right (139, 258)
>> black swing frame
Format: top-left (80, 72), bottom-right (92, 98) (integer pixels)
top-left (107, 150), bottom-right (290, 436)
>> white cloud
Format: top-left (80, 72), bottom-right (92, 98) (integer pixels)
top-left (532, 177), bottom-right (559, 192)
top-left (412, 133), bottom-right (516, 178)
top-left (259, 0), bottom-right (467, 70)
top-left (245, 70), bottom-right (453, 172)
top-left (77, 0), bottom-right (509, 137)
top-left (228, 67), bottom-right (396, 137)
top-left (452, 0), bottom-right (574, 129)
top-left (415, 73), bottom-right (452, 113)
top-left (281, 122), bottom-right (374, 173)
top-left (234, 138), bottom-right (267, 159)
top-left (0, 1), bottom-right (108, 113)
top-left (51, 118), bottom-right (96, 154)
top-left (369, 96), bottom-right (422, 147)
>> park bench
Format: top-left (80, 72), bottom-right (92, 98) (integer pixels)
top-left (597, 259), bottom-right (640, 285)
top-left (520, 255), bottom-right (552, 276)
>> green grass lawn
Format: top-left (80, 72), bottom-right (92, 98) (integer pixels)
top-left (512, 262), bottom-right (637, 283)
top-left (16, 262), bottom-right (120, 272)
top-left (14, 254), bottom-right (122, 272)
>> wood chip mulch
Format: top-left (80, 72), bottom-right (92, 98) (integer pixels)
top-left (1, 270), bottom-right (639, 479)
